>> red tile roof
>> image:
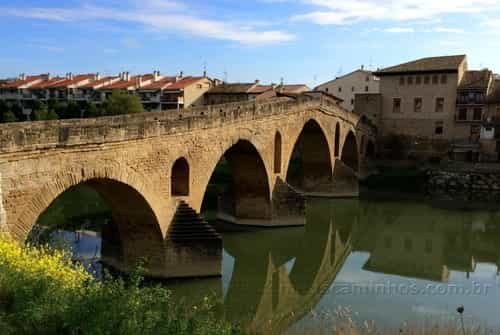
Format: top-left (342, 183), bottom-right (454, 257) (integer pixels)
top-left (44, 74), bottom-right (96, 88)
top-left (248, 85), bottom-right (273, 93)
top-left (29, 77), bottom-right (66, 89)
top-left (165, 77), bottom-right (205, 90)
top-left (79, 76), bottom-right (118, 89)
top-left (140, 77), bottom-right (176, 90)
top-left (100, 76), bottom-right (139, 90)
top-left (2, 75), bottom-right (45, 88)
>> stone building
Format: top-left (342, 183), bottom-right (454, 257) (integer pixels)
top-left (204, 81), bottom-right (309, 105)
top-left (373, 55), bottom-right (468, 158)
top-left (314, 67), bottom-right (380, 112)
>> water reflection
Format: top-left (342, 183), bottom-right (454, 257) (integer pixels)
top-left (53, 198), bottom-right (500, 334)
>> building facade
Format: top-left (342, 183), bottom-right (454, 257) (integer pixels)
top-left (314, 67), bottom-right (380, 112)
top-left (373, 55), bottom-right (468, 158)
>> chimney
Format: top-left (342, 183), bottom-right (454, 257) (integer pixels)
top-left (255, 79), bottom-right (260, 85)
top-left (42, 73), bottom-right (51, 80)
top-left (203, 69), bottom-right (207, 77)
top-left (19, 73), bottom-right (25, 81)
top-left (123, 71), bottom-right (130, 81)
top-left (66, 72), bottom-right (73, 80)
top-left (361, 65), bottom-right (364, 70)
top-left (136, 75), bottom-right (143, 87)
top-left (153, 70), bottom-right (161, 82)
top-left (95, 72), bottom-right (100, 81)
top-left (179, 71), bottom-right (184, 78)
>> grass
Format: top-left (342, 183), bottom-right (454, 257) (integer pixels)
top-left (0, 236), bottom-right (244, 335)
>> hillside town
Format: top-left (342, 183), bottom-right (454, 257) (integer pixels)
top-left (1, 54), bottom-right (500, 163)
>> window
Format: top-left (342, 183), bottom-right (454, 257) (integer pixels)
top-left (171, 157), bottom-right (190, 196)
top-left (424, 76), bottom-right (430, 84)
top-left (399, 77), bottom-right (405, 85)
top-left (352, 86), bottom-right (355, 92)
top-left (414, 97), bottom-right (422, 113)
top-left (325, 87), bottom-right (329, 92)
top-left (432, 75), bottom-right (439, 84)
top-left (435, 121), bottom-right (444, 135)
top-left (441, 74), bottom-right (447, 84)
top-left (458, 108), bottom-right (467, 120)
top-left (393, 98), bottom-right (402, 113)
top-left (416, 76), bottom-right (422, 85)
top-left (338, 87), bottom-right (342, 92)
top-left (471, 125), bottom-right (481, 138)
top-left (407, 76), bottom-right (413, 85)
top-left (435, 97), bottom-right (444, 113)
top-left (196, 84), bottom-right (203, 89)
top-left (274, 132), bottom-right (282, 173)
top-left (351, 99), bottom-right (354, 105)
top-left (366, 76), bottom-right (370, 82)
top-left (365, 86), bottom-right (369, 92)
top-left (473, 108), bottom-right (482, 121)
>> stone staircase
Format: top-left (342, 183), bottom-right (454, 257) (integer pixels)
top-left (168, 201), bottom-right (221, 242)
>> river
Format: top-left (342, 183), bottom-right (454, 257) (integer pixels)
top-left (47, 197), bottom-right (500, 334)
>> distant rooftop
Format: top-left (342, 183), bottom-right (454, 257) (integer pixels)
top-left (374, 55), bottom-right (467, 76)
top-left (459, 70), bottom-right (493, 90)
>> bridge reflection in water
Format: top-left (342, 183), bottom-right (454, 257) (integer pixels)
top-left (43, 197), bottom-right (500, 334)
top-left (166, 198), bottom-right (500, 334)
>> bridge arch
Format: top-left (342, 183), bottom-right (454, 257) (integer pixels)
top-left (286, 119), bottom-right (333, 192)
top-left (201, 139), bottom-right (272, 220)
top-left (341, 131), bottom-right (359, 173)
top-left (171, 157), bottom-right (190, 196)
top-left (24, 176), bottom-right (165, 274)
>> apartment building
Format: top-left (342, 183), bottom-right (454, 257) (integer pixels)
top-left (0, 71), bottom-right (213, 112)
top-left (314, 67), bottom-right (380, 112)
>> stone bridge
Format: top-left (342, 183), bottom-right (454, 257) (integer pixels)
top-left (0, 94), bottom-right (375, 278)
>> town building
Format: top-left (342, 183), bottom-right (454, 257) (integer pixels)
top-left (314, 67), bottom-right (380, 112)
top-left (373, 55), bottom-right (468, 158)
top-left (205, 81), bottom-right (310, 105)
top-left (0, 71), bottom-right (213, 113)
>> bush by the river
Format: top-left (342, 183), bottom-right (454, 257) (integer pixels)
top-left (0, 237), bottom-right (243, 335)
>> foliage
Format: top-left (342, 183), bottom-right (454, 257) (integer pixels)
top-left (0, 237), bottom-right (244, 335)
top-left (103, 90), bottom-right (144, 115)
top-left (86, 102), bottom-right (101, 118)
top-left (32, 103), bottom-right (59, 121)
top-left (1, 110), bottom-right (17, 123)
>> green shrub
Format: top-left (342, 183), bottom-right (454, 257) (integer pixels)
top-left (0, 237), bottom-right (243, 335)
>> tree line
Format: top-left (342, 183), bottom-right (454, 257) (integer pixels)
top-left (0, 90), bottom-right (145, 123)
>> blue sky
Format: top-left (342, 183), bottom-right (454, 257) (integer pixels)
top-left (1, 0), bottom-right (500, 87)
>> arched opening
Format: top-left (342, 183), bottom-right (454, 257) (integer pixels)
top-left (287, 119), bottom-right (333, 192)
top-left (341, 131), bottom-right (359, 173)
top-left (334, 123), bottom-right (340, 157)
top-left (274, 131), bottom-right (282, 174)
top-left (171, 157), bottom-right (190, 196)
top-left (201, 140), bottom-right (271, 221)
top-left (29, 178), bottom-right (164, 278)
top-left (366, 140), bottom-right (375, 159)
top-left (360, 135), bottom-right (365, 155)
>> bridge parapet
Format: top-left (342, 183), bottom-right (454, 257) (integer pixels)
top-left (0, 95), bottom-right (364, 154)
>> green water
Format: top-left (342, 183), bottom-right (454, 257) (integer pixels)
top-left (170, 198), bottom-right (500, 334)
top-left (37, 190), bottom-right (500, 334)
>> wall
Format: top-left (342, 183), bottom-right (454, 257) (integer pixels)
top-left (315, 70), bottom-right (380, 112)
top-left (379, 73), bottom-right (459, 141)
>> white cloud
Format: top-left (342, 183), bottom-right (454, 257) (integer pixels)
top-left (0, 1), bottom-right (294, 45)
top-left (294, 0), bottom-right (500, 25)
top-left (434, 27), bottom-right (465, 33)
top-left (383, 27), bottom-right (415, 33)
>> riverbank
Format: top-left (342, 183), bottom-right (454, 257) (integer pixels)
top-left (0, 237), bottom-right (243, 335)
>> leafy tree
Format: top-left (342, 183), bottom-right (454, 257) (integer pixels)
top-left (65, 101), bottom-right (81, 119)
top-left (10, 103), bottom-right (25, 121)
top-left (86, 102), bottom-right (101, 118)
top-left (2, 110), bottom-right (18, 123)
top-left (33, 103), bottom-right (58, 121)
top-left (104, 90), bottom-right (144, 115)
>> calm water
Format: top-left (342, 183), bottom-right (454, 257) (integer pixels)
top-left (57, 198), bottom-right (500, 334)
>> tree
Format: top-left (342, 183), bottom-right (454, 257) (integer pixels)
top-left (65, 101), bottom-right (81, 119)
top-left (86, 102), bottom-right (101, 118)
top-left (10, 103), bottom-right (25, 121)
top-left (2, 110), bottom-right (18, 123)
top-left (103, 90), bottom-right (144, 115)
top-left (33, 103), bottom-right (58, 121)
